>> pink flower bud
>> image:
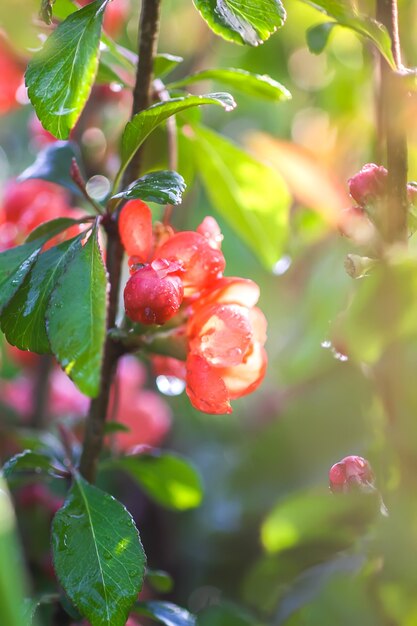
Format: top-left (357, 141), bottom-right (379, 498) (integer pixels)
top-left (329, 455), bottom-right (374, 493)
top-left (348, 163), bottom-right (387, 207)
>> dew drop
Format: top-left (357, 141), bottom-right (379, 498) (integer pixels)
top-left (156, 375), bottom-right (185, 396)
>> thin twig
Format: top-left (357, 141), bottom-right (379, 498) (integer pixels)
top-left (79, 0), bottom-right (162, 483)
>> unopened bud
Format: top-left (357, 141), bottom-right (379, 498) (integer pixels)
top-left (329, 455), bottom-right (374, 493)
top-left (348, 163), bottom-right (387, 207)
top-left (344, 254), bottom-right (376, 279)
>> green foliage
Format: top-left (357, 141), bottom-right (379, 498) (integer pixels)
top-left (135, 600), bottom-right (196, 625)
top-left (146, 569), bottom-right (174, 594)
top-left (197, 603), bottom-right (261, 626)
top-left (154, 53), bottom-right (184, 78)
top-left (52, 473), bottom-right (146, 626)
top-left (261, 489), bottom-right (380, 555)
top-left (2, 237), bottom-right (81, 354)
top-left (306, 22), bottom-right (335, 54)
top-left (167, 68), bottom-right (291, 102)
top-left (112, 171), bottom-right (186, 205)
top-left (190, 125), bottom-right (291, 270)
top-left (300, 0), bottom-right (395, 67)
top-left (192, 0), bottom-right (286, 46)
top-left (341, 257), bottom-right (417, 363)
top-left (103, 452), bottom-right (203, 511)
top-left (116, 93), bottom-right (236, 190)
top-left (2, 449), bottom-right (63, 478)
top-left (0, 477), bottom-right (31, 626)
top-left (46, 226), bottom-right (108, 397)
top-left (18, 142), bottom-right (85, 196)
top-left (0, 240), bottom-right (46, 314)
top-left (26, 0), bottom-right (108, 138)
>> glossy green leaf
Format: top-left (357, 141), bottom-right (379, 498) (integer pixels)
top-left (2, 449), bottom-right (62, 478)
top-left (192, 0), bottom-right (285, 46)
top-left (1, 237), bottom-right (82, 353)
top-left (105, 452), bottom-right (203, 511)
top-left (0, 477), bottom-right (30, 626)
top-left (46, 226), bottom-right (108, 397)
top-left (26, 217), bottom-right (83, 243)
top-left (0, 240), bottom-right (45, 315)
top-left (117, 93), bottom-right (236, 190)
top-left (191, 125), bottom-right (291, 270)
top-left (167, 68), bottom-right (291, 102)
top-left (112, 171), bottom-right (186, 205)
top-left (306, 22), bottom-right (335, 54)
top-left (18, 141), bottom-right (85, 196)
top-left (154, 53), bottom-right (184, 78)
top-left (135, 600), bottom-right (195, 626)
top-left (300, 0), bottom-right (395, 68)
top-left (52, 473), bottom-right (145, 626)
top-left (26, 0), bottom-right (108, 139)
top-left (261, 489), bottom-right (379, 555)
top-left (146, 569), bottom-right (174, 594)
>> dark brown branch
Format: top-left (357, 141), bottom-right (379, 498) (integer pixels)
top-left (376, 0), bottom-right (408, 244)
top-left (79, 0), bottom-right (162, 483)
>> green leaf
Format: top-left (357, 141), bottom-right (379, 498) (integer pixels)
top-left (299, 0), bottom-right (396, 69)
top-left (146, 569), bottom-right (174, 594)
top-left (26, 217), bottom-right (83, 243)
top-left (191, 125), bottom-right (291, 270)
top-left (52, 473), bottom-right (146, 626)
top-left (104, 421), bottom-right (131, 434)
top-left (1, 237), bottom-right (82, 354)
top-left (26, 0), bottom-right (108, 139)
top-left (167, 68), bottom-right (291, 102)
top-left (2, 449), bottom-right (62, 478)
top-left (46, 225), bottom-right (108, 397)
top-left (117, 93), bottom-right (236, 190)
top-left (135, 600), bottom-right (195, 626)
top-left (0, 240), bottom-right (46, 315)
top-left (18, 141), bottom-right (85, 196)
top-left (154, 53), bottom-right (184, 79)
top-left (192, 0), bottom-right (286, 46)
top-left (112, 171), bottom-right (186, 205)
top-left (0, 477), bottom-right (31, 626)
top-left (105, 452), bottom-right (203, 511)
top-left (261, 489), bottom-right (379, 555)
top-left (306, 22), bottom-right (335, 54)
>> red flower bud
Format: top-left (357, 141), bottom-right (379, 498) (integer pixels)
top-left (348, 163), bottom-right (387, 207)
top-left (124, 261), bottom-right (183, 325)
top-left (329, 455), bottom-right (374, 493)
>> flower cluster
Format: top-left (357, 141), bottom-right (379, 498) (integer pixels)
top-left (119, 200), bottom-right (267, 414)
top-left (0, 179), bottom-right (83, 250)
top-left (0, 34), bottom-right (24, 115)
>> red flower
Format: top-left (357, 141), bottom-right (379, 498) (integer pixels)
top-left (0, 179), bottom-right (84, 250)
top-left (0, 35), bottom-right (25, 115)
top-left (185, 277), bottom-right (267, 414)
top-left (119, 201), bottom-right (267, 414)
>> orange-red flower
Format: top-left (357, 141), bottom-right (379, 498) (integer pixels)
top-left (119, 199), bottom-right (267, 414)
